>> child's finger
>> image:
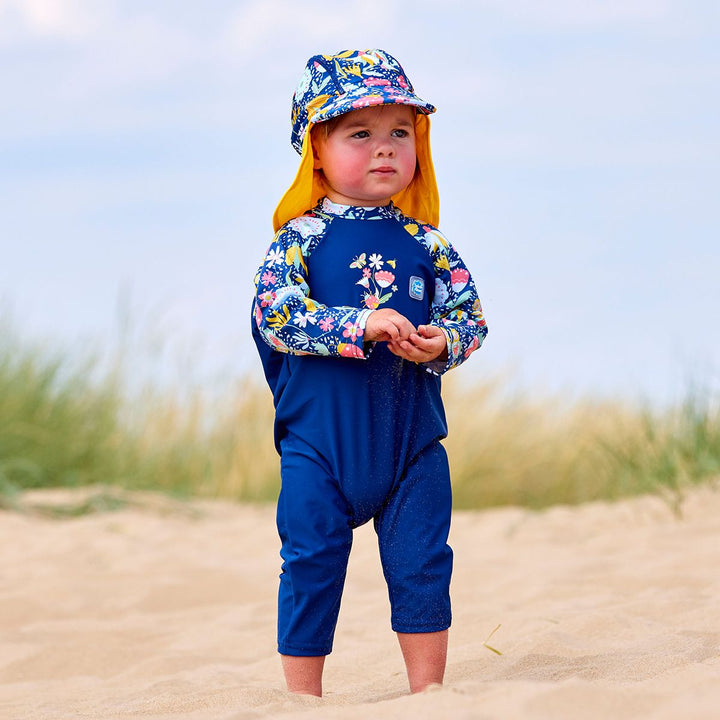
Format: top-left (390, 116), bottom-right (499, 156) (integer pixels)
top-left (417, 324), bottom-right (444, 338)
top-left (407, 333), bottom-right (436, 350)
top-left (393, 316), bottom-right (417, 339)
top-left (395, 332), bottom-right (446, 362)
top-left (388, 339), bottom-right (430, 362)
top-left (381, 321), bottom-right (400, 341)
top-left (365, 309), bottom-right (416, 342)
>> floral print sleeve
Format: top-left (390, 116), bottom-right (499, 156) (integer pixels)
top-left (404, 221), bottom-right (488, 375)
top-left (253, 214), bottom-right (373, 359)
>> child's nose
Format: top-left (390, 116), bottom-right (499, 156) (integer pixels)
top-left (374, 139), bottom-right (395, 157)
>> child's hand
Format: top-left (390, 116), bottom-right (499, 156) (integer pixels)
top-left (387, 324), bottom-right (448, 364)
top-left (364, 309), bottom-right (417, 343)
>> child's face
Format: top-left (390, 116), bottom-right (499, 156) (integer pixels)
top-left (313, 105), bottom-right (417, 207)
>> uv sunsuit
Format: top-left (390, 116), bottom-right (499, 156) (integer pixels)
top-left (252, 197), bottom-right (487, 655)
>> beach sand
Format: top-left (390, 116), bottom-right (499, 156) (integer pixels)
top-left (1, 485), bottom-right (718, 720)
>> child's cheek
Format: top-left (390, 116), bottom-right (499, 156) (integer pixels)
top-left (345, 153), bottom-right (367, 178)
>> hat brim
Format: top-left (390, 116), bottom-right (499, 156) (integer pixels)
top-left (309, 88), bottom-right (435, 127)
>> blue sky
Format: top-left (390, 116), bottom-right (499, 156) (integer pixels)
top-left (1, 0), bottom-right (718, 403)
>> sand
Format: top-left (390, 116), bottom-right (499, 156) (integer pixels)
top-left (1, 485), bottom-right (718, 720)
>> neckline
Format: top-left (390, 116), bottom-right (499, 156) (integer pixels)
top-left (316, 197), bottom-right (399, 221)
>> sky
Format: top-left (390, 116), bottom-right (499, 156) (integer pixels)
top-left (1, 0), bottom-right (718, 404)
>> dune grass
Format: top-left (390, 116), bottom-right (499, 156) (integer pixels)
top-left (1, 326), bottom-right (718, 514)
top-left (0, 326), bottom-right (278, 510)
top-left (443, 381), bottom-right (719, 513)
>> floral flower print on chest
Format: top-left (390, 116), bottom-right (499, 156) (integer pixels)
top-left (350, 252), bottom-right (399, 309)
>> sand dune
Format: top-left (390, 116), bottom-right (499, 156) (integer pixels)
top-left (1, 485), bottom-right (718, 719)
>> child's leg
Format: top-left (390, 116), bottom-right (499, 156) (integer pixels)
top-left (397, 630), bottom-right (448, 692)
top-left (281, 655), bottom-right (326, 696)
top-left (276, 435), bottom-right (354, 694)
top-left (374, 440), bottom-right (453, 692)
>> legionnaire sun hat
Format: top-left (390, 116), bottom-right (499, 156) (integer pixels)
top-left (273, 49), bottom-right (440, 232)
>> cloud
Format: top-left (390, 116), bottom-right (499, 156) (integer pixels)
top-left (222, 0), bottom-right (398, 60)
top-left (457, 0), bottom-right (676, 29)
top-left (224, 0), bottom-right (345, 52)
top-left (0, 0), bottom-right (107, 42)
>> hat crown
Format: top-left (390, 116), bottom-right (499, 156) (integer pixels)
top-left (311, 49), bottom-right (411, 95)
top-left (290, 49), bottom-right (434, 154)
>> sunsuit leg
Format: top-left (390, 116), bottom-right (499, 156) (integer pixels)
top-left (374, 439), bottom-right (453, 633)
top-left (276, 433), bottom-right (353, 656)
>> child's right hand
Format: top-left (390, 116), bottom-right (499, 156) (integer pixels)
top-left (364, 309), bottom-right (417, 343)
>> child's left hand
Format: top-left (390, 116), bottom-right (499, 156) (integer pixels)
top-left (386, 324), bottom-right (448, 364)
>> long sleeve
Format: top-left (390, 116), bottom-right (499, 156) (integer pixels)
top-left (253, 216), bottom-right (373, 359)
top-left (404, 221), bottom-right (487, 375)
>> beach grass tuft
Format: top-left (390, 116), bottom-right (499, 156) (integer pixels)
top-left (1, 326), bottom-right (718, 513)
top-left (444, 379), bottom-right (719, 513)
top-left (0, 325), bottom-right (278, 511)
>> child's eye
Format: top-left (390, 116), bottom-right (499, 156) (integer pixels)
top-left (351, 130), bottom-right (370, 139)
top-left (392, 129), bottom-right (409, 138)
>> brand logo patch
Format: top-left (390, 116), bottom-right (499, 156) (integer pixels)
top-left (409, 276), bottom-right (425, 301)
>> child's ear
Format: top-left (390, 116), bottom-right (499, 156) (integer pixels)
top-left (310, 126), bottom-right (325, 169)
top-left (312, 143), bottom-right (323, 170)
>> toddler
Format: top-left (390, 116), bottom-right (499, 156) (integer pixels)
top-left (252, 49), bottom-right (487, 696)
